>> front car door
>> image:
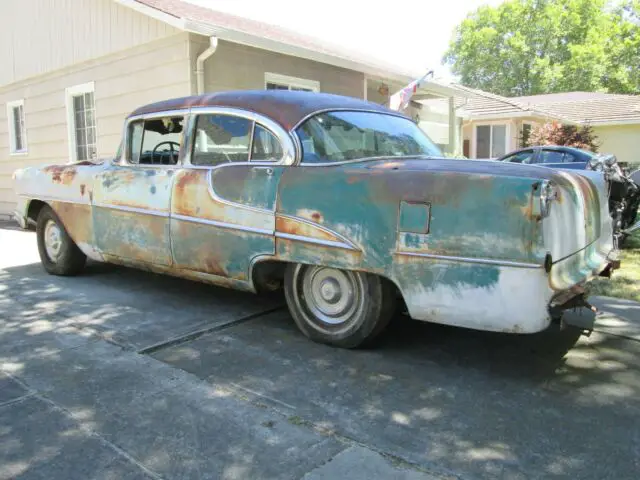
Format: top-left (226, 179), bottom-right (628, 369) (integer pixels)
top-left (501, 149), bottom-right (536, 164)
top-left (169, 108), bottom-right (295, 283)
top-left (92, 112), bottom-right (187, 265)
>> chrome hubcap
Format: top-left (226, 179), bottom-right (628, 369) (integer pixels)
top-left (302, 267), bottom-right (360, 325)
top-left (44, 220), bottom-right (63, 262)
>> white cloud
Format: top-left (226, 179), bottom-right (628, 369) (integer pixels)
top-left (184, 0), bottom-right (505, 80)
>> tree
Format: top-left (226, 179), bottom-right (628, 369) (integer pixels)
top-left (526, 121), bottom-right (601, 151)
top-left (443, 0), bottom-right (640, 96)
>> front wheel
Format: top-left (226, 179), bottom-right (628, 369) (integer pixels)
top-left (284, 264), bottom-right (396, 348)
top-left (36, 205), bottom-right (86, 276)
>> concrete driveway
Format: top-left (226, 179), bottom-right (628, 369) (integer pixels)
top-left (1, 223), bottom-right (639, 479)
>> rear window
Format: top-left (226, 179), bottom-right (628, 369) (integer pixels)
top-left (295, 111), bottom-right (442, 164)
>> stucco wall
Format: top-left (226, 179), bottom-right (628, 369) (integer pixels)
top-left (593, 124), bottom-right (640, 166)
top-left (0, 34), bottom-right (192, 216)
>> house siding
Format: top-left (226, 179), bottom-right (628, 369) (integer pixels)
top-left (0, 0), bottom-right (180, 87)
top-left (190, 37), bottom-right (365, 100)
top-left (0, 33), bottom-right (192, 216)
top-left (593, 125), bottom-right (640, 166)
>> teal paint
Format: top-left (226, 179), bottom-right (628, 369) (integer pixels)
top-left (399, 201), bottom-right (430, 234)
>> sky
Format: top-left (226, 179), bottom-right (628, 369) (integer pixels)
top-left (184, 0), bottom-right (505, 81)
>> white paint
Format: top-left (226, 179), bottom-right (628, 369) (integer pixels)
top-left (401, 266), bottom-right (554, 333)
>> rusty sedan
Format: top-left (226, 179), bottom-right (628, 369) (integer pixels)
top-left (13, 91), bottom-right (619, 348)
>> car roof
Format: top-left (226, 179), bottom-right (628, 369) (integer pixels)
top-left (128, 90), bottom-right (404, 131)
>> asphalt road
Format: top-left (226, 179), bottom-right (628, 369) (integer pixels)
top-left (1, 223), bottom-right (639, 479)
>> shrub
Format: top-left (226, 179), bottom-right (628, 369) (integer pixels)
top-left (526, 121), bottom-right (601, 152)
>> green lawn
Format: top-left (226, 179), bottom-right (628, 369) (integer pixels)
top-left (587, 232), bottom-right (640, 302)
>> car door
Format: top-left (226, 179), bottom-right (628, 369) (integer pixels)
top-left (92, 114), bottom-right (186, 265)
top-left (561, 151), bottom-right (589, 170)
top-left (170, 110), bottom-right (292, 281)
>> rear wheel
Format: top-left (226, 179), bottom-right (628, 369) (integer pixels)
top-left (284, 264), bottom-right (396, 348)
top-left (36, 206), bottom-right (86, 276)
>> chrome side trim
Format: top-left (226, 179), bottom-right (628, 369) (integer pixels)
top-left (297, 155), bottom-right (429, 168)
top-left (172, 213), bottom-right (272, 235)
top-left (276, 232), bottom-right (358, 251)
top-left (395, 251), bottom-right (543, 269)
top-left (93, 203), bottom-right (169, 218)
top-left (206, 168), bottom-right (274, 215)
top-left (276, 213), bottom-right (360, 251)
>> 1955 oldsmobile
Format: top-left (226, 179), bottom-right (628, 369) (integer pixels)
top-left (13, 91), bottom-right (619, 348)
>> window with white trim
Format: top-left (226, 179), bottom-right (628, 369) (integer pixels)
top-left (7, 99), bottom-right (27, 155)
top-left (66, 82), bottom-right (97, 161)
top-left (476, 124), bottom-right (507, 158)
top-left (265, 73), bottom-right (320, 92)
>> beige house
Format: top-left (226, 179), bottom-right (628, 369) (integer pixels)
top-left (455, 87), bottom-right (640, 163)
top-left (0, 0), bottom-right (463, 220)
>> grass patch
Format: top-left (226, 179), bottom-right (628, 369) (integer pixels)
top-left (587, 232), bottom-right (640, 302)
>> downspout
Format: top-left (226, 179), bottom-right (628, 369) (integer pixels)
top-left (196, 36), bottom-right (218, 95)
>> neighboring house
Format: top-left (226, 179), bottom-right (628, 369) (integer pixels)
top-left (455, 87), bottom-right (640, 164)
top-left (0, 0), bottom-right (463, 220)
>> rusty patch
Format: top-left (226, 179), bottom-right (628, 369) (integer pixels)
top-left (44, 166), bottom-right (77, 185)
top-left (50, 202), bottom-right (92, 245)
top-left (173, 170), bottom-right (205, 216)
top-left (275, 215), bottom-right (336, 242)
top-left (80, 184), bottom-right (86, 196)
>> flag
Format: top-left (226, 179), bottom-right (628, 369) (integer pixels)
top-left (388, 70), bottom-right (434, 112)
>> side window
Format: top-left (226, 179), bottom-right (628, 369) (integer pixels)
top-left (193, 114), bottom-right (251, 166)
top-left (564, 153), bottom-right (580, 163)
top-left (251, 124), bottom-right (283, 162)
top-left (129, 116), bottom-right (184, 165)
top-left (129, 121), bottom-right (144, 164)
top-left (504, 150), bottom-right (535, 164)
top-left (540, 150), bottom-right (565, 164)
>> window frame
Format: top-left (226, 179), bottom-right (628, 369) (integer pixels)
top-left (521, 122), bottom-right (533, 148)
top-left (182, 106), bottom-right (296, 168)
top-left (265, 72), bottom-right (320, 93)
top-left (473, 122), bottom-right (510, 159)
top-left (190, 113), bottom-right (286, 166)
top-left (503, 149), bottom-right (535, 164)
top-left (539, 149), bottom-right (567, 164)
top-left (121, 110), bottom-right (188, 168)
top-left (6, 99), bottom-right (27, 155)
top-left (65, 81), bottom-right (97, 163)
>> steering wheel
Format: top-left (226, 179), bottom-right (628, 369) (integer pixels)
top-left (152, 141), bottom-right (180, 164)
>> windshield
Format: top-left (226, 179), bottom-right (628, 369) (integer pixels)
top-left (295, 111), bottom-right (442, 163)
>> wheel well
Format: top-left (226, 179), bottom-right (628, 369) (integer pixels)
top-left (250, 259), bottom-right (405, 308)
top-left (251, 259), bottom-right (288, 293)
top-left (26, 200), bottom-right (48, 227)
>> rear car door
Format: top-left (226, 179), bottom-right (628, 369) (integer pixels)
top-left (170, 109), bottom-right (292, 281)
top-left (92, 113), bottom-right (186, 265)
top-left (536, 149), bottom-right (567, 168)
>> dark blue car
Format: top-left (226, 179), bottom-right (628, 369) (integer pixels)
top-left (498, 146), bottom-right (597, 170)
